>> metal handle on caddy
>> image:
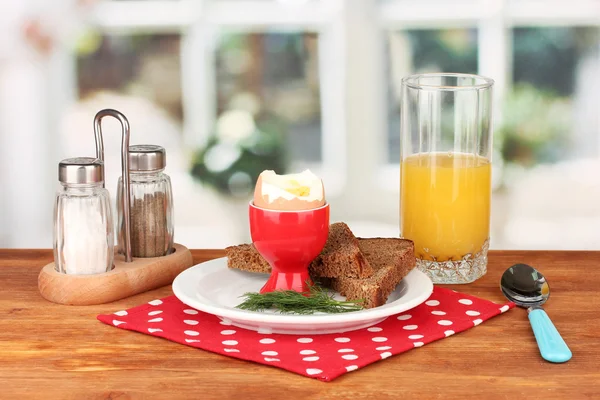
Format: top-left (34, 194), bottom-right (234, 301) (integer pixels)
top-left (93, 109), bottom-right (133, 263)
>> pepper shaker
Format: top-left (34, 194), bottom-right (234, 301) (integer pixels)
top-left (53, 157), bottom-right (114, 275)
top-left (116, 145), bottom-right (174, 258)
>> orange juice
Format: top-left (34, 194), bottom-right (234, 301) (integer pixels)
top-left (401, 152), bottom-right (491, 261)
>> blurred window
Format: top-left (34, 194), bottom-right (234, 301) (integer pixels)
top-left (5, 0), bottom-right (599, 249)
top-left (77, 34), bottom-right (183, 122)
top-left (503, 27), bottom-right (600, 165)
top-left (215, 32), bottom-right (321, 163)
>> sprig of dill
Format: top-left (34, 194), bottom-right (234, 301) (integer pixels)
top-left (235, 283), bottom-right (364, 314)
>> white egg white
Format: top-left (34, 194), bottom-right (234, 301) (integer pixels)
top-left (259, 169), bottom-right (324, 203)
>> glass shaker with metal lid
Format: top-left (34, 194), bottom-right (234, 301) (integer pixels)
top-left (53, 157), bottom-right (114, 274)
top-left (116, 144), bottom-right (174, 258)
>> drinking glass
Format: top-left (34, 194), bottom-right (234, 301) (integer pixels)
top-left (400, 73), bottom-right (494, 284)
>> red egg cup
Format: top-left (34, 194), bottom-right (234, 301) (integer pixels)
top-left (249, 201), bottom-right (330, 294)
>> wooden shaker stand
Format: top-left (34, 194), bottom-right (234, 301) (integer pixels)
top-left (38, 109), bottom-right (193, 306)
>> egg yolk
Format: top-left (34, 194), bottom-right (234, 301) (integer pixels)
top-left (283, 179), bottom-right (311, 197)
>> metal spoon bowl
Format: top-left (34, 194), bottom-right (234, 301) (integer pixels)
top-left (500, 263), bottom-right (571, 363)
top-left (501, 263), bottom-right (550, 307)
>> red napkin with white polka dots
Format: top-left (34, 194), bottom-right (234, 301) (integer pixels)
top-left (98, 287), bottom-right (513, 382)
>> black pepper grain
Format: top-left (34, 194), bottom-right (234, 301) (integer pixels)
top-left (128, 191), bottom-right (169, 258)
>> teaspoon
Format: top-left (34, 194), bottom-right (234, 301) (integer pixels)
top-left (500, 263), bottom-right (572, 363)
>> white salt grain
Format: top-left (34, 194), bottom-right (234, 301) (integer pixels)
top-left (60, 195), bottom-right (112, 275)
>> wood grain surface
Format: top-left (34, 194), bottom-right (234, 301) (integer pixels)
top-left (1, 249), bottom-right (598, 399)
top-left (38, 243), bottom-right (193, 305)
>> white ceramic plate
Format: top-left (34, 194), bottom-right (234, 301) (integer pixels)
top-left (172, 257), bottom-right (433, 335)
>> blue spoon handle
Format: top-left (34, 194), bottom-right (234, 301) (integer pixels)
top-left (528, 307), bottom-right (572, 363)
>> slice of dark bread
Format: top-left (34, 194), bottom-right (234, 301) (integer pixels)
top-left (324, 238), bottom-right (415, 309)
top-left (309, 222), bottom-right (373, 279)
top-left (226, 236), bottom-right (416, 309)
top-left (226, 222), bottom-right (373, 279)
top-left (225, 243), bottom-right (270, 274)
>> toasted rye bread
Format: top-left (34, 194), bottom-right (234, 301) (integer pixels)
top-left (324, 238), bottom-right (415, 309)
top-left (309, 222), bottom-right (373, 279)
top-left (226, 222), bottom-right (372, 279)
top-left (225, 236), bottom-right (416, 309)
top-left (225, 243), bottom-right (270, 274)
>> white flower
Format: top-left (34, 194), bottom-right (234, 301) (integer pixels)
top-left (204, 143), bottom-right (241, 173)
top-left (216, 110), bottom-right (256, 144)
top-left (228, 92), bottom-right (261, 115)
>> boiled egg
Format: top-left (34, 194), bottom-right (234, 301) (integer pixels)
top-left (253, 170), bottom-right (325, 211)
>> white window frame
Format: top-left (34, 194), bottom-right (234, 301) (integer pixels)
top-left (67, 0), bottom-right (600, 224)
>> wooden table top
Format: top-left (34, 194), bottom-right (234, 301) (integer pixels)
top-left (1, 249), bottom-right (599, 399)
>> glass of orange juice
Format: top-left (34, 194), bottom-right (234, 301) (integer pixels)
top-left (400, 73), bottom-right (494, 284)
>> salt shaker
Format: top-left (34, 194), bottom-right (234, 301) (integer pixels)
top-left (53, 157), bottom-right (114, 275)
top-left (117, 145), bottom-right (174, 258)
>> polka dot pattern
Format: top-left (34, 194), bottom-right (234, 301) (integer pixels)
top-left (371, 337), bottom-right (388, 343)
top-left (98, 286), bottom-right (514, 382)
